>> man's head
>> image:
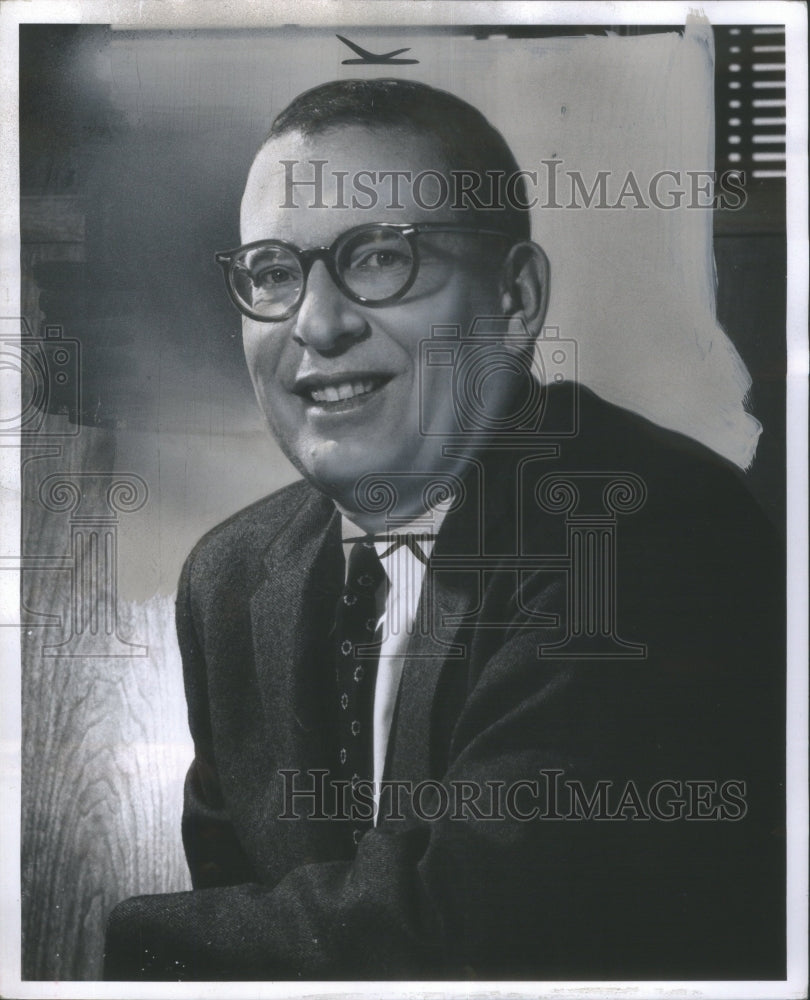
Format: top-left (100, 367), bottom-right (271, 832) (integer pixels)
top-left (233, 79), bottom-right (550, 528)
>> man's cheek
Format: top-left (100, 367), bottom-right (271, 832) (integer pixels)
top-left (416, 365), bottom-right (460, 438)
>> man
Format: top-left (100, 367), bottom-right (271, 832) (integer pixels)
top-left (104, 79), bottom-right (784, 981)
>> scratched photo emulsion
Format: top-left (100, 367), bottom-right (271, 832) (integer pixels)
top-left (14, 15), bottom-right (789, 986)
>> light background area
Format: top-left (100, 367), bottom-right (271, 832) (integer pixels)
top-left (12, 19), bottom-right (789, 984)
top-left (20, 22), bottom-right (784, 601)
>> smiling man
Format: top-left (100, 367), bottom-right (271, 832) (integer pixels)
top-left (234, 98), bottom-right (544, 526)
top-left (104, 79), bottom-right (784, 982)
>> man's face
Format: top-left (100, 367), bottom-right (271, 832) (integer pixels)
top-left (240, 126), bottom-right (509, 517)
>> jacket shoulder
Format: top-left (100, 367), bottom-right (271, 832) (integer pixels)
top-left (558, 387), bottom-right (773, 532)
top-left (179, 478), bottom-right (324, 590)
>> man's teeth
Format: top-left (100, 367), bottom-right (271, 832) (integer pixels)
top-left (309, 379), bottom-right (378, 403)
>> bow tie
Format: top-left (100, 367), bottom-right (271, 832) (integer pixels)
top-left (343, 533), bottom-right (437, 565)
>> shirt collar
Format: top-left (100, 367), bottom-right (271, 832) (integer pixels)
top-left (340, 503), bottom-right (451, 568)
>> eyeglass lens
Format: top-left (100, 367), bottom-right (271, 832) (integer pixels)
top-left (231, 227), bottom-right (416, 319)
top-left (335, 227), bottom-right (414, 300)
top-left (233, 245), bottom-right (304, 318)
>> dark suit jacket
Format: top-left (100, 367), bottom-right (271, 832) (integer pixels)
top-left (104, 387), bottom-right (785, 981)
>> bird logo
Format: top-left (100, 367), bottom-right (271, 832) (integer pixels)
top-left (336, 35), bottom-right (419, 65)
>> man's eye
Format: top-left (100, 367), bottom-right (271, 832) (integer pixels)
top-left (253, 266), bottom-right (296, 286)
top-left (350, 249), bottom-right (410, 270)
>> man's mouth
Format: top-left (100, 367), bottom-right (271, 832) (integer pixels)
top-left (295, 374), bottom-right (393, 411)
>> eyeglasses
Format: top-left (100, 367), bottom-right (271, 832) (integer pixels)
top-left (215, 222), bottom-right (513, 322)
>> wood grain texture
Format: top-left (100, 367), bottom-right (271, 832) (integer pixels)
top-left (21, 426), bottom-right (192, 981)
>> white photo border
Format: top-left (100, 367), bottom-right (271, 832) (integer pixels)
top-left (0, 2), bottom-right (806, 998)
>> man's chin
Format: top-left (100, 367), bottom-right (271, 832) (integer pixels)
top-left (297, 437), bottom-right (467, 529)
top-left (299, 440), bottom-right (398, 507)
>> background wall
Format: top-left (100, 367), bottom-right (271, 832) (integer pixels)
top-left (17, 22), bottom-right (786, 980)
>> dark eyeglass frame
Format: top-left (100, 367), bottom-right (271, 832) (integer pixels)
top-left (215, 222), bottom-right (514, 322)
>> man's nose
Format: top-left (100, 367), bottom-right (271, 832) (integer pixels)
top-left (292, 261), bottom-right (368, 352)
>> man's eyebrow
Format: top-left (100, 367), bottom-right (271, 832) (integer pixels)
top-left (244, 243), bottom-right (288, 254)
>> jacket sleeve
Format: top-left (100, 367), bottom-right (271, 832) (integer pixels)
top-left (174, 554), bottom-right (256, 891)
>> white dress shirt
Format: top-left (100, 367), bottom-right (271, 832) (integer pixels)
top-left (340, 505), bottom-right (450, 820)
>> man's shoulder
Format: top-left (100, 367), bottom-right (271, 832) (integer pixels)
top-left (560, 386), bottom-right (765, 520)
top-left (565, 385), bottom-right (741, 475)
top-left (181, 477), bottom-right (328, 583)
top-left (514, 385), bottom-right (780, 591)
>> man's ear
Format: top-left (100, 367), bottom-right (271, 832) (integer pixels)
top-left (499, 241), bottom-right (550, 336)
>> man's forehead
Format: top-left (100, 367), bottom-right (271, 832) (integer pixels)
top-left (240, 125), bottom-right (466, 242)
top-left (248, 125), bottom-right (449, 181)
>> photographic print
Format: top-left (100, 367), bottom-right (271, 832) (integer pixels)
top-left (1, 1), bottom-right (806, 996)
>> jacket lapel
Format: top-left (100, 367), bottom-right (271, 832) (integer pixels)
top-left (385, 459), bottom-right (491, 785)
top-left (249, 488), bottom-right (342, 767)
top-left (386, 444), bottom-right (561, 785)
top-left (385, 576), bottom-right (477, 784)
top-left (245, 447), bottom-right (550, 789)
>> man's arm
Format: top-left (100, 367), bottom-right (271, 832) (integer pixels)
top-left (175, 554), bottom-right (256, 890)
top-left (105, 598), bottom-right (782, 979)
